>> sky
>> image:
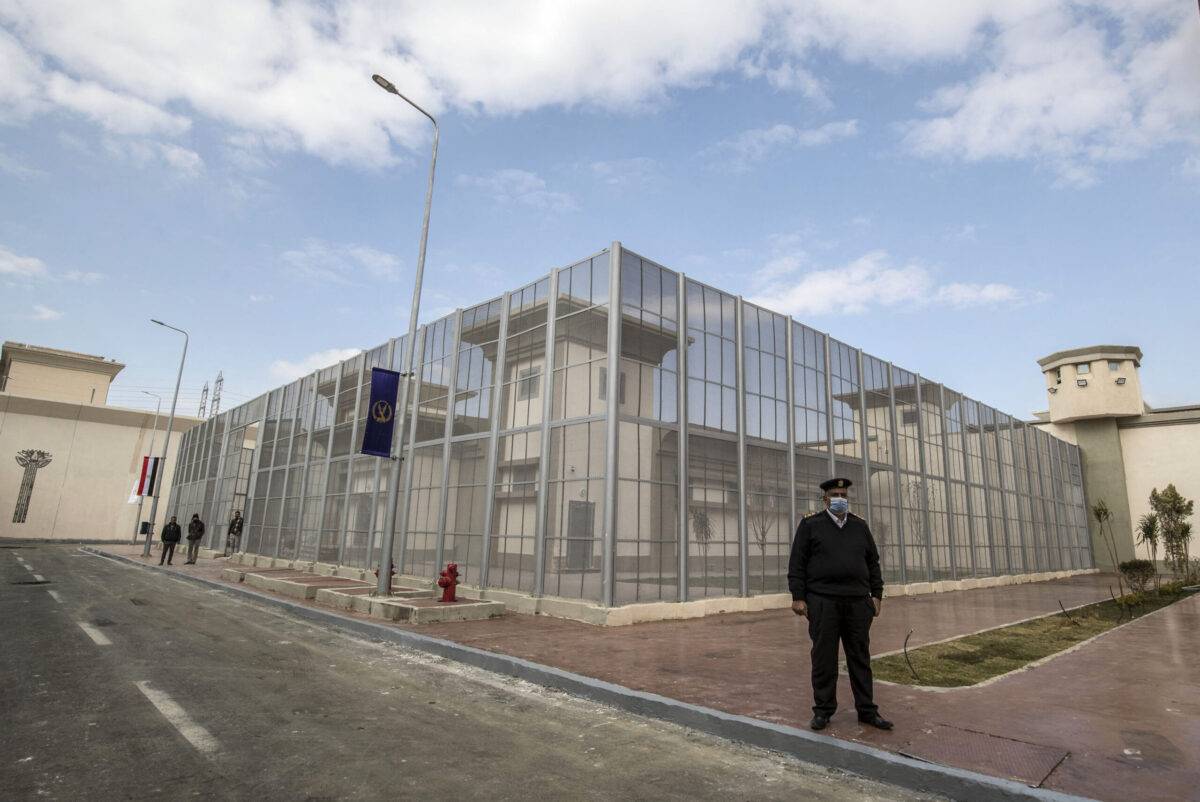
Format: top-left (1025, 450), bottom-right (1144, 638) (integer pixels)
top-left (1, 0), bottom-right (1198, 419)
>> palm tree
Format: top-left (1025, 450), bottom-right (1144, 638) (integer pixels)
top-left (1136, 512), bottom-right (1160, 585)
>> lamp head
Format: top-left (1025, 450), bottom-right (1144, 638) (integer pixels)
top-left (372, 74), bottom-right (398, 94)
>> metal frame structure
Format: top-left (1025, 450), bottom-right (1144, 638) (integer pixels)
top-left (165, 241), bottom-right (1092, 607)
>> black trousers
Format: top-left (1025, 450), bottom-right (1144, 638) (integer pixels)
top-left (159, 542), bottom-right (177, 565)
top-left (806, 593), bottom-right (877, 718)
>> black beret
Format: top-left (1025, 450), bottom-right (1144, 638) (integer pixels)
top-left (820, 477), bottom-right (853, 491)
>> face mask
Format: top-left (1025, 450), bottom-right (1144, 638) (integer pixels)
top-left (829, 497), bottom-right (849, 515)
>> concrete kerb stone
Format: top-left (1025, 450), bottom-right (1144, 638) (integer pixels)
top-left (83, 546), bottom-right (1087, 802)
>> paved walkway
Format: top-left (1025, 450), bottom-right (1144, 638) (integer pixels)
top-left (100, 544), bottom-right (1200, 801)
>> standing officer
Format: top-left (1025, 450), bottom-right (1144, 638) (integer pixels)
top-left (788, 478), bottom-right (892, 732)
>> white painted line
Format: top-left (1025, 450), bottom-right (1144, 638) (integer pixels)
top-left (33, 574), bottom-right (45, 582)
top-left (22, 562), bottom-right (34, 571)
top-left (135, 681), bottom-right (220, 756)
top-left (77, 622), bottom-right (113, 646)
top-left (47, 589), bottom-right (63, 603)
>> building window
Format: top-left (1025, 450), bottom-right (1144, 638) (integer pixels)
top-left (597, 367), bottom-right (626, 405)
top-left (517, 366), bottom-right (540, 401)
top-left (1054, 367), bottom-right (1062, 385)
top-left (1108, 360), bottom-right (1121, 372)
top-left (1075, 362), bottom-right (1090, 375)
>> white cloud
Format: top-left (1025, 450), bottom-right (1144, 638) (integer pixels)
top-left (589, 157), bottom-right (661, 189)
top-left (280, 239), bottom-right (401, 284)
top-left (1182, 155), bottom-right (1200, 179)
top-left (705, 120), bottom-right (859, 172)
top-left (102, 139), bottom-right (205, 178)
top-left (746, 249), bottom-right (1043, 316)
top-left (456, 169), bottom-right (576, 212)
top-left (0, 1), bottom-right (1194, 184)
top-left (902, 3), bottom-right (1200, 185)
top-left (0, 245), bottom-right (48, 279)
top-left (269, 347), bottom-right (362, 383)
top-left (248, 293), bottom-right (273, 303)
top-left (0, 147), bottom-right (43, 179)
top-left (29, 304), bottom-right (62, 321)
top-left (44, 73), bottom-right (191, 136)
top-left (62, 270), bottom-right (105, 284)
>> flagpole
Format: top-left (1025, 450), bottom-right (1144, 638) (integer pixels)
top-left (143, 320), bottom-right (188, 557)
top-left (132, 392), bottom-right (162, 542)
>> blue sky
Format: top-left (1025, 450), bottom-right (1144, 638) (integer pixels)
top-left (2, 1), bottom-right (1198, 418)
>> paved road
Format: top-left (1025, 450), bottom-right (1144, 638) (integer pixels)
top-left (1, 544), bottom-right (941, 801)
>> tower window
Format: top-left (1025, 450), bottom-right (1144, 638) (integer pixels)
top-left (1075, 362), bottom-right (1090, 375)
top-left (1108, 360), bottom-right (1121, 372)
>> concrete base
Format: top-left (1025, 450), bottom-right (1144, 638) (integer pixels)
top-left (220, 567), bottom-right (245, 583)
top-left (366, 597), bottom-right (505, 624)
top-left (314, 586), bottom-right (432, 613)
top-left (226, 550), bottom-right (1095, 626)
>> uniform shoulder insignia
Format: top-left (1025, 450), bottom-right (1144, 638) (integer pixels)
top-left (847, 511), bottom-right (865, 521)
top-left (803, 510), bottom-right (822, 518)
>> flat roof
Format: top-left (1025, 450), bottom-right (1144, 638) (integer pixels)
top-left (1037, 344), bottom-right (1142, 370)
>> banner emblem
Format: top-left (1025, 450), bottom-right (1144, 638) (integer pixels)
top-left (371, 399), bottom-right (393, 423)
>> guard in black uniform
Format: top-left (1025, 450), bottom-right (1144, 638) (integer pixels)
top-left (788, 477), bottom-right (892, 732)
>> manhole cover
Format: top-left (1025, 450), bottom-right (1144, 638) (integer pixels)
top-left (11, 579), bottom-right (50, 585)
top-left (899, 724), bottom-right (1068, 786)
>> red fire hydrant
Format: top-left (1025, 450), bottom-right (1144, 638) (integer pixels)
top-left (437, 562), bottom-right (460, 603)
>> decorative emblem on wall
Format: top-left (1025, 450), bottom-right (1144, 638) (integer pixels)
top-left (13, 449), bottom-right (52, 524)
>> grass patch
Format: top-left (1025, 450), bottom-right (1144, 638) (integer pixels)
top-left (873, 581), bottom-right (1198, 688)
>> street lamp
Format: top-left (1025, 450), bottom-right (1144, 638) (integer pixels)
top-left (372, 72), bottom-right (439, 595)
top-left (142, 319), bottom-right (188, 557)
top-left (132, 390), bottom-right (162, 543)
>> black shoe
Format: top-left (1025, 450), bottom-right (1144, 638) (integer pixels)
top-left (810, 715), bottom-right (830, 731)
top-left (858, 713), bottom-right (893, 730)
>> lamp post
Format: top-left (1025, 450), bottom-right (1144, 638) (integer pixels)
top-left (132, 390), bottom-right (162, 543)
top-left (142, 320), bottom-right (188, 557)
top-left (372, 72), bottom-right (438, 595)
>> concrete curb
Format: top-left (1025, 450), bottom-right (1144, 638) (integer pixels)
top-left (2, 538), bottom-right (135, 545)
top-left (83, 547), bottom-right (1092, 802)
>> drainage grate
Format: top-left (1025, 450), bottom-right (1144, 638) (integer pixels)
top-left (11, 579), bottom-right (50, 585)
top-left (898, 724), bottom-right (1068, 786)
top-left (129, 598), bottom-right (149, 606)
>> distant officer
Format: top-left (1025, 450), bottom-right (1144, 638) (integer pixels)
top-left (788, 478), bottom-right (892, 732)
top-left (184, 513), bottom-right (205, 564)
top-left (221, 510), bottom-right (244, 558)
top-left (159, 516), bottom-right (182, 566)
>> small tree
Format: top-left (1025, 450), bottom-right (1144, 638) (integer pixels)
top-left (747, 495), bottom-right (776, 591)
top-left (1150, 485), bottom-right (1194, 577)
top-left (1118, 559), bottom-right (1155, 594)
top-left (1136, 513), bottom-right (1160, 586)
top-left (1091, 500), bottom-right (1126, 596)
top-left (689, 507), bottom-right (714, 587)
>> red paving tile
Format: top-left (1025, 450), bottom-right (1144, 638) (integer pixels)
top-left (96, 545), bottom-right (1199, 801)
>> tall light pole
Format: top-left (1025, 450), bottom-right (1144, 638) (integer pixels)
top-left (372, 72), bottom-right (438, 595)
top-left (143, 319), bottom-right (188, 557)
top-left (132, 390), bottom-right (162, 543)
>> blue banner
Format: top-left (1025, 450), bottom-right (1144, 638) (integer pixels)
top-left (361, 367), bottom-right (401, 458)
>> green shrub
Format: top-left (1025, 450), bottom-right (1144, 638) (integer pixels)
top-left (1118, 559), bottom-right (1156, 593)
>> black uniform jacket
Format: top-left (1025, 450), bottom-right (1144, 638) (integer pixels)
top-left (161, 522), bottom-right (182, 543)
top-left (787, 511), bottom-right (884, 601)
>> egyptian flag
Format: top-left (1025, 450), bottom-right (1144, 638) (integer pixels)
top-left (137, 456), bottom-right (162, 497)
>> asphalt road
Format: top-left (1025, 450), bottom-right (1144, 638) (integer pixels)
top-left (0, 544), bottom-right (941, 801)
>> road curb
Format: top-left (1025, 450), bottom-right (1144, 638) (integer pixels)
top-left (83, 546), bottom-right (1091, 802)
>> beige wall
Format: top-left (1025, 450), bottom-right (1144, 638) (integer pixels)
top-left (1120, 419), bottom-right (1200, 561)
top-left (0, 394), bottom-right (195, 540)
top-left (6, 360), bottom-right (114, 406)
